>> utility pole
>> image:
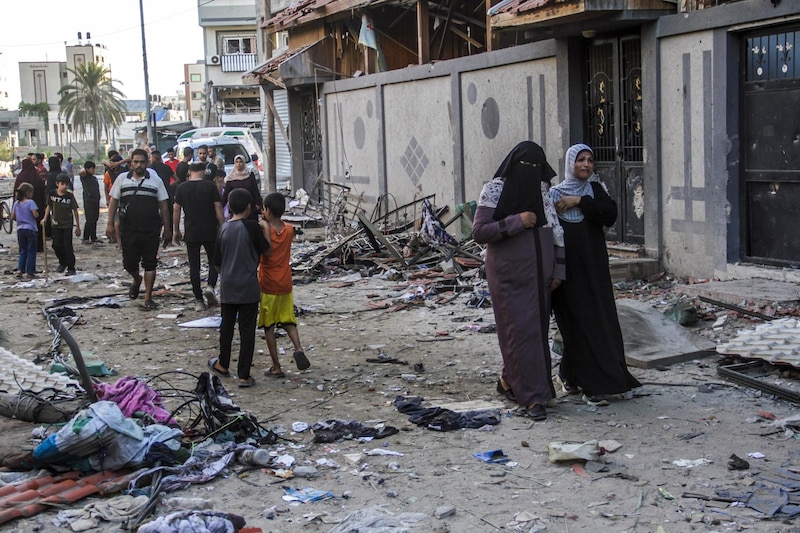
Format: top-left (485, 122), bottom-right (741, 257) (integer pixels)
top-left (139, 0), bottom-right (154, 148)
top-left (263, 0), bottom-right (277, 193)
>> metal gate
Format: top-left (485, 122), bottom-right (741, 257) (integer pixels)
top-left (584, 36), bottom-right (644, 243)
top-left (741, 27), bottom-right (800, 267)
top-left (300, 93), bottom-right (322, 193)
top-left (273, 90), bottom-right (291, 181)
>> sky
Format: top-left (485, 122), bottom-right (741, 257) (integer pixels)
top-left (0, 0), bottom-right (205, 105)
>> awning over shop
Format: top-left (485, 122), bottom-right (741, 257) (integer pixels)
top-left (243, 38), bottom-right (336, 89)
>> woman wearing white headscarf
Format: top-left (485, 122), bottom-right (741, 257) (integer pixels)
top-left (550, 144), bottom-right (641, 406)
top-left (222, 155), bottom-right (262, 220)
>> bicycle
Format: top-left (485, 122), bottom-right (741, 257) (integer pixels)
top-left (0, 196), bottom-right (13, 234)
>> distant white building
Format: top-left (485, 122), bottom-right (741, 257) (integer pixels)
top-left (184, 61), bottom-right (206, 127)
top-left (18, 42), bottom-right (113, 147)
top-left (197, 0), bottom-right (261, 129)
top-left (0, 63), bottom-right (11, 112)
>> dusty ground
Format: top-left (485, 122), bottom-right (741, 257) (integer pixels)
top-left (0, 207), bottom-right (799, 533)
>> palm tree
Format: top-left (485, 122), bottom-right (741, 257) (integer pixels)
top-left (58, 62), bottom-right (126, 153)
top-left (18, 101), bottom-right (51, 145)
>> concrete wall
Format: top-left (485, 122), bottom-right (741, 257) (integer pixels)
top-left (325, 87), bottom-right (382, 208)
top-left (653, 0), bottom-right (799, 279)
top-left (461, 58), bottom-right (559, 205)
top-left (384, 77), bottom-right (453, 210)
top-left (198, 0), bottom-right (255, 27)
top-left (321, 41), bottom-right (561, 218)
top-left (658, 30), bottom-right (723, 278)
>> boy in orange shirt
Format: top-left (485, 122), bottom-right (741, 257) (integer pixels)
top-left (258, 192), bottom-right (309, 377)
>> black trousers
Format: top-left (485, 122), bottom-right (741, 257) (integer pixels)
top-left (51, 227), bottom-right (75, 269)
top-left (219, 302), bottom-right (258, 379)
top-left (186, 240), bottom-right (218, 301)
top-left (83, 200), bottom-right (99, 242)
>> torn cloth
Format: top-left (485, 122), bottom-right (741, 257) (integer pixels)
top-left (130, 450), bottom-right (235, 492)
top-left (137, 510), bottom-right (245, 533)
top-left (311, 420), bottom-right (399, 443)
top-left (95, 376), bottom-right (176, 425)
top-left (394, 396), bottom-right (500, 431)
top-left (56, 494), bottom-right (149, 532)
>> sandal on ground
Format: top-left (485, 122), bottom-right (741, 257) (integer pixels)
top-left (128, 283), bottom-right (141, 300)
top-left (293, 350), bottom-right (310, 371)
top-left (523, 403), bottom-right (547, 421)
top-left (238, 376), bottom-right (256, 388)
top-left (496, 379), bottom-right (516, 402)
top-left (264, 366), bottom-right (285, 378)
top-left (582, 394), bottom-right (610, 407)
top-left (556, 376), bottom-right (581, 395)
top-left (207, 357), bottom-right (230, 377)
top-left (143, 299), bottom-right (157, 310)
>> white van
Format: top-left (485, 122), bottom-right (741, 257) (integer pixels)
top-left (177, 127), bottom-right (264, 174)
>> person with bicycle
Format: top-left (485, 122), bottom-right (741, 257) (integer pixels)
top-left (14, 158), bottom-right (46, 252)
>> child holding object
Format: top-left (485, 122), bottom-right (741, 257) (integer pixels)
top-left (208, 189), bottom-right (270, 388)
top-left (258, 192), bottom-right (310, 378)
top-left (42, 173), bottom-right (81, 275)
top-left (11, 183), bottom-right (39, 280)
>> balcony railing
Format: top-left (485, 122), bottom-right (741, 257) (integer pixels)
top-left (222, 53), bottom-right (257, 73)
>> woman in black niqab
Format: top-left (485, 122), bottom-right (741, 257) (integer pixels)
top-left (492, 141), bottom-right (557, 223)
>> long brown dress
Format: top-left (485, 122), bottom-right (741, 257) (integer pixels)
top-left (473, 208), bottom-right (560, 407)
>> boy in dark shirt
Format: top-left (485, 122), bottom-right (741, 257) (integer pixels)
top-left (173, 162), bottom-right (225, 311)
top-left (209, 189), bottom-right (270, 387)
top-left (42, 174), bottom-right (80, 275)
top-left (79, 161), bottom-right (101, 244)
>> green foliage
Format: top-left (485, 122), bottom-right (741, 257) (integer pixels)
top-left (19, 101), bottom-right (50, 123)
top-left (58, 62), bottom-right (126, 153)
top-left (19, 101), bottom-right (51, 143)
top-left (0, 142), bottom-right (12, 161)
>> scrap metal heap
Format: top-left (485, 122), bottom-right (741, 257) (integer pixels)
top-left (283, 180), bottom-right (485, 279)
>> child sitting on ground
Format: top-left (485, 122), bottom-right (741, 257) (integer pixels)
top-left (208, 189), bottom-right (270, 387)
top-left (41, 173), bottom-right (80, 275)
top-left (10, 183), bottom-right (39, 280)
top-left (258, 192), bottom-right (309, 377)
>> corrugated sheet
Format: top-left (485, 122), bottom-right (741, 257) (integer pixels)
top-left (273, 90), bottom-right (292, 179)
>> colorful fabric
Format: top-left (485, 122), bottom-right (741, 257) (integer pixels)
top-left (257, 292), bottom-right (296, 327)
top-left (258, 223), bottom-right (294, 295)
top-left (95, 376), bottom-right (176, 425)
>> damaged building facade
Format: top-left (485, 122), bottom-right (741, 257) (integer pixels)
top-left (246, 0), bottom-right (800, 280)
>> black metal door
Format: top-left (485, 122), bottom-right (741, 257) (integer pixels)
top-left (741, 27), bottom-right (800, 267)
top-left (300, 93), bottom-right (322, 193)
top-left (585, 36), bottom-right (644, 244)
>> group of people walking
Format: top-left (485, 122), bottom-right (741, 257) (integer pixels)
top-left (10, 146), bottom-right (307, 388)
top-left (10, 140), bottom-right (636, 395)
top-left (473, 141), bottom-right (640, 421)
top-left (100, 147), bottom-right (306, 387)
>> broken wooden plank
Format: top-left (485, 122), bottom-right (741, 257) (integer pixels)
top-left (357, 212), bottom-right (408, 266)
